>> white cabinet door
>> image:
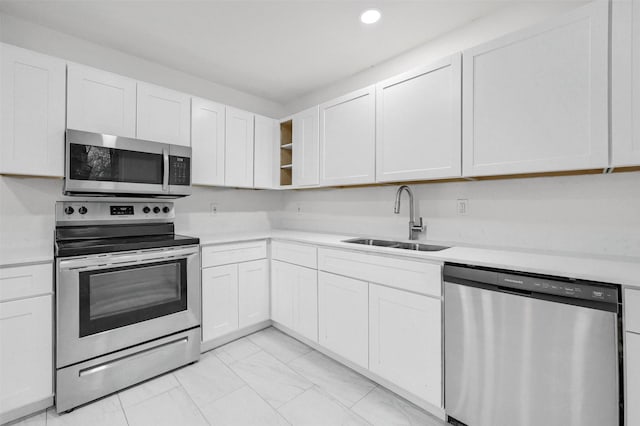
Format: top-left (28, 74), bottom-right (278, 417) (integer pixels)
top-left (292, 106), bottom-right (319, 187)
top-left (225, 107), bottom-right (254, 187)
top-left (201, 264), bottom-right (238, 341)
top-left (376, 55), bottom-right (462, 182)
top-left (271, 260), bottom-right (295, 329)
top-left (462, 1), bottom-right (609, 176)
top-left (612, 0), bottom-right (640, 166)
top-left (319, 86), bottom-right (375, 186)
top-left (627, 332), bottom-right (640, 426)
top-left (0, 295), bottom-right (52, 417)
top-left (137, 83), bottom-right (191, 146)
top-left (0, 44), bottom-right (65, 177)
top-left (318, 272), bottom-right (368, 369)
top-left (271, 260), bottom-right (318, 342)
top-left (238, 259), bottom-right (269, 328)
top-left (191, 97), bottom-right (225, 185)
top-left (254, 114), bottom-right (277, 189)
top-left (295, 265), bottom-right (318, 343)
top-left (369, 284), bottom-right (441, 407)
top-left (67, 64), bottom-right (137, 137)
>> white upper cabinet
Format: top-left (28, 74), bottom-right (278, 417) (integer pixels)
top-left (462, 1), bottom-right (609, 177)
top-left (0, 43), bottom-right (66, 177)
top-left (191, 97), bottom-right (225, 186)
top-left (67, 64), bottom-right (137, 137)
top-left (376, 55), bottom-right (462, 182)
top-left (225, 107), bottom-right (255, 188)
top-left (137, 82), bottom-right (191, 146)
top-left (292, 106), bottom-right (320, 187)
top-left (254, 114), bottom-right (278, 189)
top-left (612, 0), bottom-right (640, 166)
top-left (319, 86), bottom-right (375, 186)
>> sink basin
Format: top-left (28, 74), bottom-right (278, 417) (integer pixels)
top-left (343, 238), bottom-right (449, 252)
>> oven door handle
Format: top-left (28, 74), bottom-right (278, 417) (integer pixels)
top-left (59, 246), bottom-right (198, 270)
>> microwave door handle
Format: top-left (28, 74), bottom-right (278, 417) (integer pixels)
top-left (162, 148), bottom-right (169, 192)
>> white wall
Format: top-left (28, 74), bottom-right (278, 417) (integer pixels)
top-left (0, 176), bottom-right (282, 261)
top-left (0, 13), bottom-right (285, 118)
top-left (284, 1), bottom-right (582, 115)
top-left (275, 172), bottom-right (640, 258)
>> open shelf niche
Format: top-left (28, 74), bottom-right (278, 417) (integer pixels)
top-left (280, 120), bottom-right (293, 186)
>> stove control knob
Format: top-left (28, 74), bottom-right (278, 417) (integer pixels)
top-left (153, 206), bottom-right (161, 214)
top-left (163, 206), bottom-right (170, 214)
top-left (78, 206), bottom-right (88, 215)
top-left (64, 206), bottom-right (74, 215)
top-left (142, 206), bottom-right (151, 214)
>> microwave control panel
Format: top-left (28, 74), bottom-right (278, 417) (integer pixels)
top-left (169, 156), bottom-right (190, 186)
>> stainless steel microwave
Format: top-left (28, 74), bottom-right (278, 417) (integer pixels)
top-left (64, 129), bottom-right (191, 197)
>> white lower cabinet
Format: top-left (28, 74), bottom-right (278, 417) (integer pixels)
top-left (318, 272), bottom-right (368, 369)
top-left (627, 332), bottom-right (640, 426)
top-left (238, 259), bottom-right (270, 327)
top-left (202, 264), bottom-right (239, 341)
top-left (201, 244), bottom-right (269, 343)
top-left (271, 260), bottom-right (318, 342)
top-left (369, 284), bottom-right (442, 407)
top-left (0, 263), bottom-right (53, 424)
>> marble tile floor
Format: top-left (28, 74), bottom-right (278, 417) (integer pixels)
top-left (9, 327), bottom-right (446, 426)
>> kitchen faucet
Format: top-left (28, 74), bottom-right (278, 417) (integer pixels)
top-left (393, 185), bottom-right (425, 240)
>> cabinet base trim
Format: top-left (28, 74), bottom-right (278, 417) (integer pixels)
top-left (271, 322), bottom-right (445, 421)
top-left (200, 320), bottom-right (272, 353)
top-left (0, 395), bottom-right (53, 425)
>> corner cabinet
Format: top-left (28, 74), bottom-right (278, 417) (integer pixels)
top-left (225, 107), bottom-right (255, 188)
top-left (0, 43), bottom-right (66, 177)
top-left (462, 1), bottom-right (609, 177)
top-left (292, 106), bottom-right (320, 187)
top-left (191, 97), bottom-right (226, 186)
top-left (0, 263), bottom-right (53, 425)
top-left (67, 63), bottom-right (137, 137)
top-left (137, 83), bottom-right (191, 146)
top-left (612, 0), bottom-right (640, 166)
top-left (376, 55), bottom-right (462, 182)
top-left (319, 86), bottom-right (376, 186)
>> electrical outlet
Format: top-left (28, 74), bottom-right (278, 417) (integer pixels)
top-left (296, 203), bottom-right (303, 215)
top-left (456, 199), bottom-right (468, 216)
top-left (210, 203), bottom-right (218, 215)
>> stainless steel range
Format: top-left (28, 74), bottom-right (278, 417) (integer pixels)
top-left (54, 201), bottom-right (200, 413)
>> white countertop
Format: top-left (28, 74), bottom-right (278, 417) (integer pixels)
top-left (201, 229), bottom-right (640, 288)
top-left (3, 229), bottom-right (638, 289)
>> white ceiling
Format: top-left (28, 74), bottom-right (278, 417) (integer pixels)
top-left (1, 1), bottom-right (533, 104)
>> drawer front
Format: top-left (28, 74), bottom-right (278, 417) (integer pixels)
top-left (318, 248), bottom-right (441, 297)
top-left (201, 240), bottom-right (267, 268)
top-left (271, 241), bottom-right (317, 269)
top-left (0, 263), bottom-right (52, 302)
top-left (625, 289), bottom-right (640, 333)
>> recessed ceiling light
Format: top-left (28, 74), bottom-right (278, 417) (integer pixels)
top-left (360, 9), bottom-right (381, 25)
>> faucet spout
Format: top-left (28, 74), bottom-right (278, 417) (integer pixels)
top-left (393, 185), bottom-right (424, 240)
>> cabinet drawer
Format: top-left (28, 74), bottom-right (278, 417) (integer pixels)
top-left (318, 248), bottom-right (441, 297)
top-left (271, 241), bottom-right (317, 269)
top-left (625, 289), bottom-right (640, 333)
top-left (201, 240), bottom-right (267, 268)
top-left (0, 263), bottom-right (52, 302)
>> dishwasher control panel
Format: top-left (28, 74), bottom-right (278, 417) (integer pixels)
top-left (497, 272), bottom-right (618, 303)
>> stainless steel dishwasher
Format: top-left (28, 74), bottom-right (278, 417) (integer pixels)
top-left (444, 263), bottom-right (621, 426)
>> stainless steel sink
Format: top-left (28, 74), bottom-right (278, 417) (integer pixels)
top-left (343, 238), bottom-right (449, 252)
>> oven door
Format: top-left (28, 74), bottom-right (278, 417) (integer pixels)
top-left (56, 245), bottom-right (200, 368)
top-left (64, 129), bottom-right (169, 196)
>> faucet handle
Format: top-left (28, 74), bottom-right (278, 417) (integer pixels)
top-left (411, 217), bottom-right (425, 232)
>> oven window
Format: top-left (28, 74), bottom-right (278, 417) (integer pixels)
top-left (69, 143), bottom-right (163, 184)
top-left (79, 259), bottom-right (187, 337)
